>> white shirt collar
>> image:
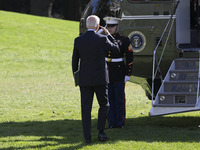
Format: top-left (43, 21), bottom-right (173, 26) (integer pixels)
top-left (88, 29), bottom-right (96, 32)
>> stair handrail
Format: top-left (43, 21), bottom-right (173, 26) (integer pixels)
top-left (154, 18), bottom-right (175, 81)
top-left (196, 51), bottom-right (200, 106)
top-left (152, 0), bottom-right (180, 105)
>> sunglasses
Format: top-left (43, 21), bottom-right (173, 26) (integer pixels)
top-left (107, 24), bottom-right (118, 27)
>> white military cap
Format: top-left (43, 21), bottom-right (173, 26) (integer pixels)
top-left (103, 16), bottom-right (121, 24)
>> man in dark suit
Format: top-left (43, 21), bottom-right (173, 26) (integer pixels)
top-left (72, 15), bottom-right (119, 143)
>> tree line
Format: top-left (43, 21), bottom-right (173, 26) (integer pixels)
top-left (0, 0), bottom-right (90, 21)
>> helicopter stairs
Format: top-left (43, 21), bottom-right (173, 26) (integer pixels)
top-left (149, 57), bottom-right (200, 116)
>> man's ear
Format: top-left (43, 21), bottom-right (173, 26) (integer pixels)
top-left (96, 24), bottom-right (100, 32)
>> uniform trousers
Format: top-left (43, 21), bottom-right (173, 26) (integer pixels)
top-left (107, 81), bottom-right (125, 127)
top-left (80, 85), bottom-right (109, 141)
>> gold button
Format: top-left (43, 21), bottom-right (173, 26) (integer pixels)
top-left (106, 58), bottom-right (112, 62)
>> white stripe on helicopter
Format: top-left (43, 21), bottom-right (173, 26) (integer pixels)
top-left (121, 13), bottom-right (176, 20)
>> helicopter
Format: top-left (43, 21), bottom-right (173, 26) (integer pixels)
top-left (80, 0), bottom-right (200, 116)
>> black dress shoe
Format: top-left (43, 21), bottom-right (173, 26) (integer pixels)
top-left (98, 133), bottom-right (109, 141)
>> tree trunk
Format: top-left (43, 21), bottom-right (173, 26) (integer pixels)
top-left (48, 0), bottom-right (54, 17)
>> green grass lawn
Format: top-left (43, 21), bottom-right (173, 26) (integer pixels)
top-left (1, 11), bottom-right (200, 150)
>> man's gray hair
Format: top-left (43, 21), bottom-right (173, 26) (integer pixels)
top-left (86, 15), bottom-right (100, 29)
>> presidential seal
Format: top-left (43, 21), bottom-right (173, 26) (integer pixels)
top-left (128, 31), bottom-right (146, 52)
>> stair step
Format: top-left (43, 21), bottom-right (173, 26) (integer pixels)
top-left (153, 104), bottom-right (196, 107)
top-left (158, 92), bottom-right (197, 95)
top-left (175, 58), bottom-right (199, 70)
top-left (157, 92), bottom-right (196, 105)
top-left (181, 48), bottom-right (200, 51)
top-left (164, 81), bottom-right (198, 92)
top-left (169, 70), bottom-right (198, 81)
top-left (151, 58), bottom-right (200, 112)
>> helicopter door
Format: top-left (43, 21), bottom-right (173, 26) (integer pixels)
top-left (176, 0), bottom-right (191, 45)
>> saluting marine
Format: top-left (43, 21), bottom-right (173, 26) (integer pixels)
top-left (103, 16), bottom-right (133, 128)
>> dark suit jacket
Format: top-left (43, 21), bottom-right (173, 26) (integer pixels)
top-left (72, 30), bottom-right (119, 86)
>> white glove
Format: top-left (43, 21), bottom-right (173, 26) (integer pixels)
top-left (124, 76), bottom-right (130, 82)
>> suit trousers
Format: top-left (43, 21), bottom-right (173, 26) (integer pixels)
top-left (80, 85), bottom-right (109, 140)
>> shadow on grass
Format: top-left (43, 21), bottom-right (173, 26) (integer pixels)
top-left (0, 116), bottom-right (200, 149)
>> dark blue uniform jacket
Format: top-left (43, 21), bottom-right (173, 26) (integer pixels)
top-left (106, 33), bottom-right (133, 83)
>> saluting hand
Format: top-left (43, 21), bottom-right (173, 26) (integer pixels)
top-left (100, 26), bottom-right (110, 35)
